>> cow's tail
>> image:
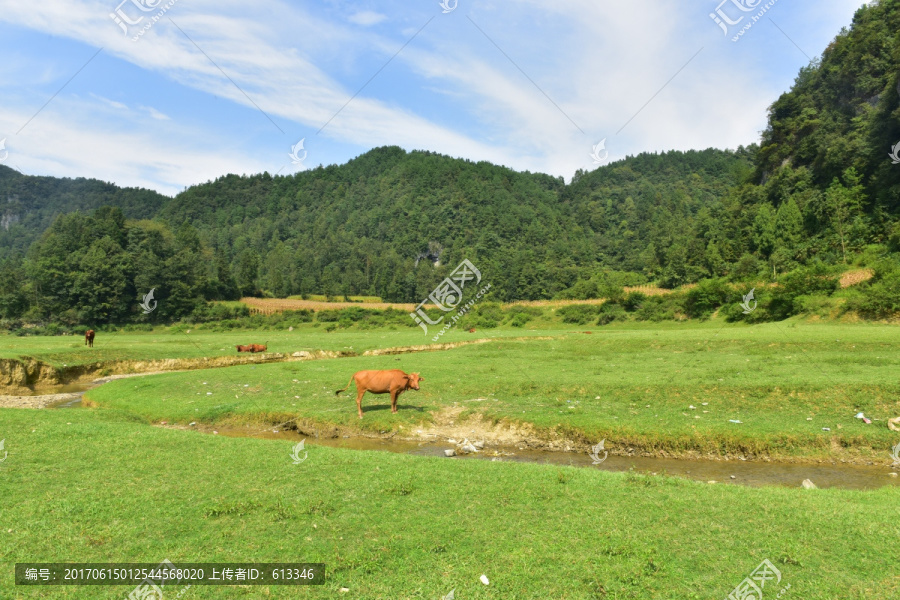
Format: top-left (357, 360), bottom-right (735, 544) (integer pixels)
top-left (335, 376), bottom-right (354, 396)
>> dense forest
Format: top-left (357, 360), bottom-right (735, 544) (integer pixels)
top-left (1, 0), bottom-right (899, 325)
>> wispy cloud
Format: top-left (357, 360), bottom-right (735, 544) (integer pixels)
top-left (0, 0), bottom-right (870, 193)
top-left (348, 11), bottom-right (387, 27)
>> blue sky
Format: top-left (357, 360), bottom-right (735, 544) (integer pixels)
top-left (0, 0), bottom-right (869, 196)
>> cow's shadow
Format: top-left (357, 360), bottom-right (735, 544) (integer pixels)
top-left (361, 404), bottom-right (426, 415)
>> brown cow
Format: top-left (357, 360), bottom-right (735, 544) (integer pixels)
top-left (335, 370), bottom-right (423, 419)
top-left (85, 330), bottom-right (95, 347)
top-left (251, 343), bottom-right (268, 353)
top-left (236, 345), bottom-right (251, 352)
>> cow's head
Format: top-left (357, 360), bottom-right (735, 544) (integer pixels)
top-left (407, 373), bottom-right (423, 390)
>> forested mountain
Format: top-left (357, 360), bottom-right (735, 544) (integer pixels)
top-left (0, 165), bottom-right (169, 259)
top-left (157, 147), bottom-right (752, 301)
top-left (1, 0), bottom-right (899, 324)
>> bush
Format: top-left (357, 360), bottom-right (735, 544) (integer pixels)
top-left (684, 279), bottom-right (731, 319)
top-left (768, 263), bottom-right (838, 320)
top-left (473, 302), bottom-right (503, 322)
top-left (596, 301), bottom-right (626, 325)
top-left (721, 285), bottom-right (769, 323)
top-left (510, 313), bottom-right (531, 327)
top-left (634, 294), bottom-right (685, 322)
top-left (558, 304), bottom-right (601, 324)
top-left (622, 292), bottom-right (646, 312)
top-left (845, 261), bottom-right (900, 319)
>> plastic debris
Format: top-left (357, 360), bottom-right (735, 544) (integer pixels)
top-left (728, 420), bottom-right (742, 424)
top-left (443, 590), bottom-right (455, 600)
top-left (822, 427), bottom-right (831, 431)
top-left (854, 412), bottom-right (872, 424)
top-left (444, 449), bottom-right (456, 457)
top-left (801, 479), bottom-right (817, 489)
top-left (480, 574), bottom-right (490, 585)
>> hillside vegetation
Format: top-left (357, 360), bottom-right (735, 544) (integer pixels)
top-left (1, 0), bottom-right (899, 325)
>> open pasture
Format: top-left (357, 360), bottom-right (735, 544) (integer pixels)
top-left (3, 320), bottom-right (899, 599)
top-left (84, 320), bottom-right (900, 462)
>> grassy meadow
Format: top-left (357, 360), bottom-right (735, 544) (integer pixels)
top-left (82, 320), bottom-right (900, 462)
top-left (0, 326), bottom-right (548, 369)
top-left (2, 319), bottom-right (899, 598)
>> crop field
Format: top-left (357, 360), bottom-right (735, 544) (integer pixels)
top-left (2, 320), bottom-right (899, 599)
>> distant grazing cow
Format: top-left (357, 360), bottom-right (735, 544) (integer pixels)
top-left (85, 330), bottom-right (95, 347)
top-left (335, 370), bottom-right (423, 419)
top-left (468, 328), bottom-right (476, 333)
top-left (237, 343), bottom-right (267, 353)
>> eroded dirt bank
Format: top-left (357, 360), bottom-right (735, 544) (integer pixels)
top-left (198, 405), bottom-right (897, 468)
top-left (0, 338), bottom-right (499, 395)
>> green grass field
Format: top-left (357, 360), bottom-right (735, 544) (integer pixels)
top-left (3, 320), bottom-right (900, 598)
top-left (82, 321), bottom-right (900, 462)
top-left (0, 326), bottom-right (550, 369)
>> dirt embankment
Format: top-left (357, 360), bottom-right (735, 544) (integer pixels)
top-left (0, 338), bottom-right (512, 397)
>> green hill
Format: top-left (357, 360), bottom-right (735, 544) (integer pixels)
top-left (1, 0), bottom-right (900, 324)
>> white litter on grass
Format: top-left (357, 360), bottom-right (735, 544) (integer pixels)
top-left (689, 405), bottom-right (696, 410)
top-left (728, 420), bottom-right (742, 424)
top-left (480, 574), bottom-right (490, 585)
top-left (442, 589), bottom-right (455, 600)
top-left (822, 427), bottom-right (831, 431)
top-left (206, 392), bottom-right (212, 395)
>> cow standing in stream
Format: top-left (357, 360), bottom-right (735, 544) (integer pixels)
top-left (85, 330), bottom-right (95, 347)
top-left (335, 370), bottom-right (423, 419)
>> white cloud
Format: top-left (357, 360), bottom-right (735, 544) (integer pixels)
top-left (348, 10), bottom-right (387, 27)
top-left (140, 106), bottom-right (171, 120)
top-left (0, 0), bottom-right (872, 192)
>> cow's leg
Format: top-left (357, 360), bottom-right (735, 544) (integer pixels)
top-left (356, 388), bottom-right (365, 419)
top-left (390, 390), bottom-right (400, 414)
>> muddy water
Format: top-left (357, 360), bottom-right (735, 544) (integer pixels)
top-left (15, 383), bottom-right (93, 396)
top-left (47, 396), bottom-right (83, 408)
top-left (209, 426), bottom-right (900, 491)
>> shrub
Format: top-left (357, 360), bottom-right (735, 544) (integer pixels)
top-left (510, 313), bottom-right (531, 327)
top-left (634, 294), bottom-right (685, 322)
top-left (596, 302), bottom-right (626, 325)
top-left (684, 279), bottom-right (731, 319)
top-left (622, 291), bottom-right (646, 312)
top-left (768, 263), bottom-right (838, 320)
top-left (845, 261), bottom-right (900, 319)
top-left (558, 304), bottom-right (601, 324)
